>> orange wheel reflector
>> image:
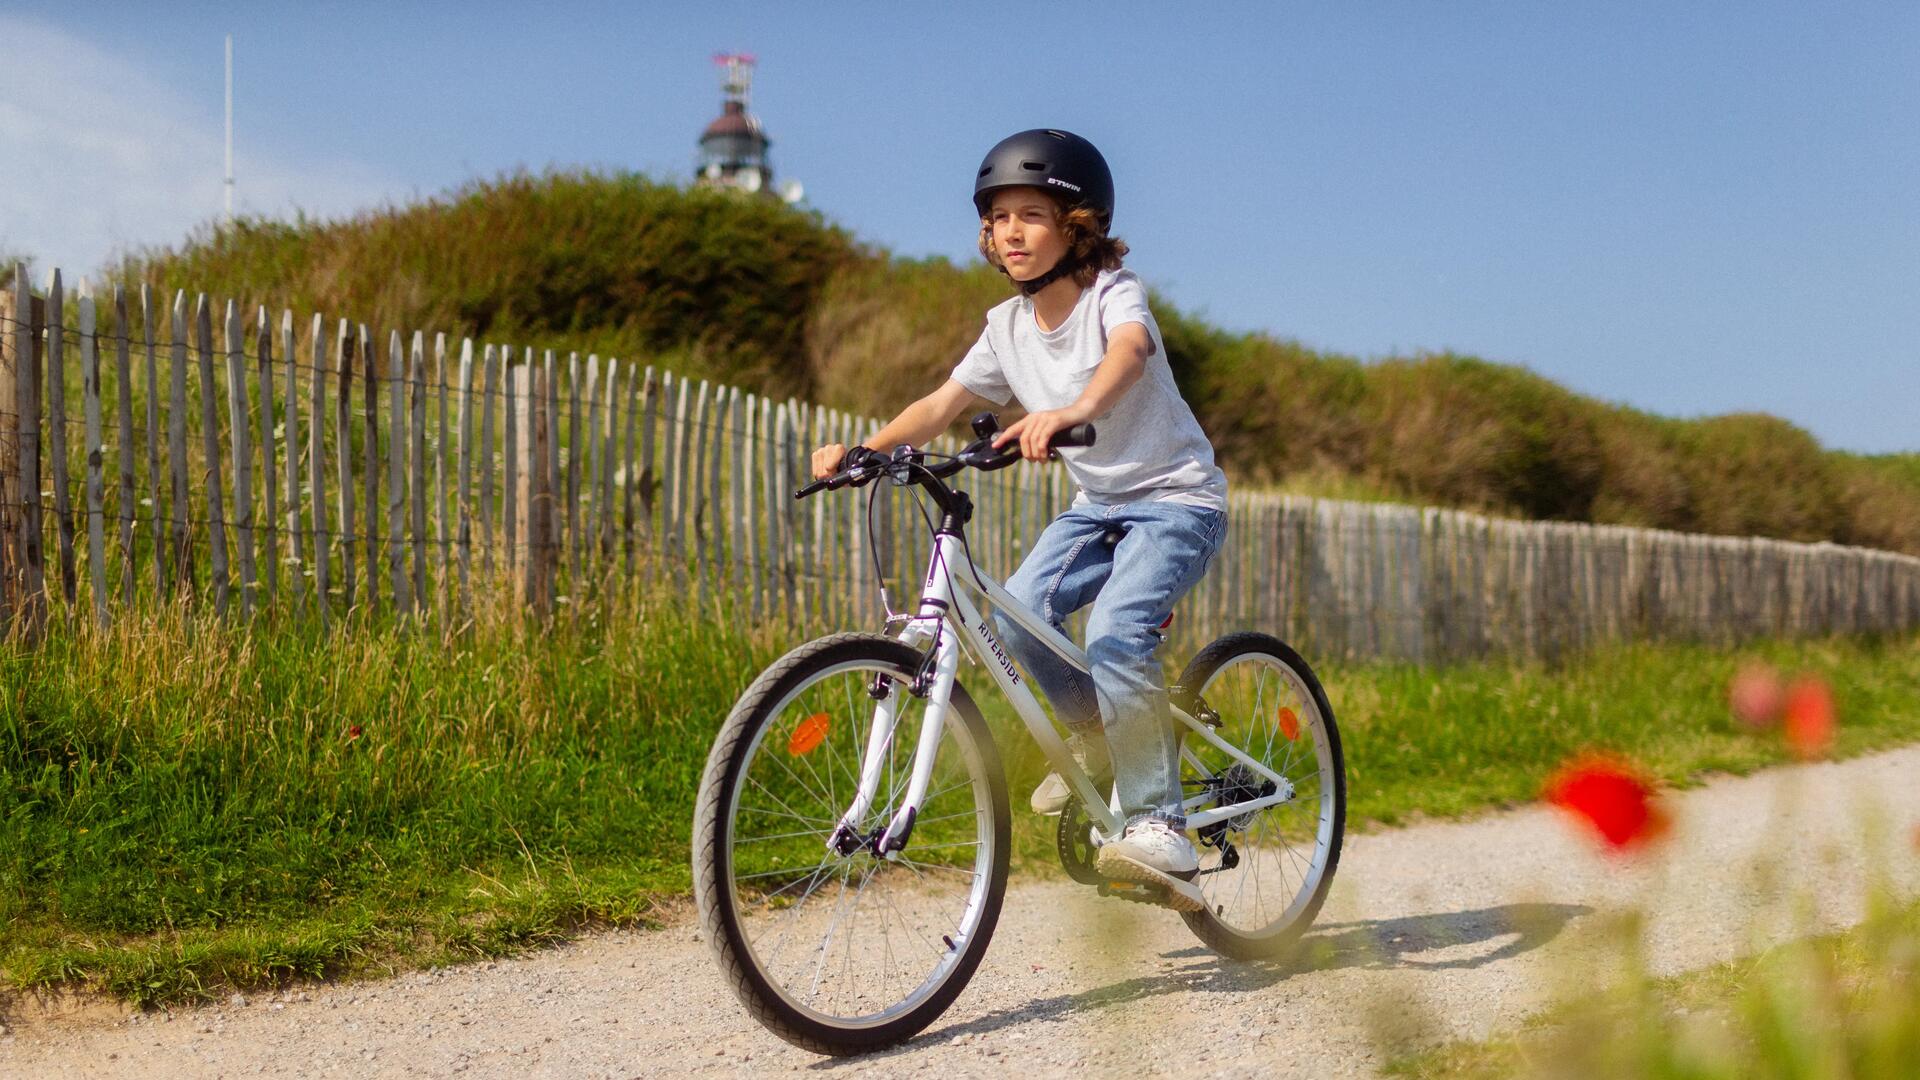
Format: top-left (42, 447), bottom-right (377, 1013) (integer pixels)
top-left (1277, 707), bottom-right (1301, 741)
top-left (788, 713), bottom-right (831, 756)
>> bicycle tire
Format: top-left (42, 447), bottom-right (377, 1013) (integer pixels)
top-left (1175, 632), bottom-right (1345, 960)
top-left (693, 632), bottom-right (1010, 1055)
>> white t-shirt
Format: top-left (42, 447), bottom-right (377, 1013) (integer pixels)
top-left (950, 269), bottom-right (1228, 510)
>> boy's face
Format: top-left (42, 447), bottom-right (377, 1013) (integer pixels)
top-left (987, 187), bottom-right (1069, 284)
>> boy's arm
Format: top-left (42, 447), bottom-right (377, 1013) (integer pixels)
top-left (809, 379), bottom-right (987, 479)
top-left (994, 322), bottom-right (1151, 461)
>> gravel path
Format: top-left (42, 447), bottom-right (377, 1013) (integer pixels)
top-left (6, 746), bottom-right (1918, 1079)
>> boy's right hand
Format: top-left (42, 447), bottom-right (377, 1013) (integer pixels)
top-left (811, 444), bottom-right (847, 481)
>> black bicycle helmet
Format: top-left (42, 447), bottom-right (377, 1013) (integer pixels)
top-left (972, 128), bottom-right (1115, 229)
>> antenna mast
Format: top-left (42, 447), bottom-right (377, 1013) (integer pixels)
top-left (224, 33), bottom-right (234, 224)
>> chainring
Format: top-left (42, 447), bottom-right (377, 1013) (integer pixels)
top-left (1055, 793), bottom-right (1106, 885)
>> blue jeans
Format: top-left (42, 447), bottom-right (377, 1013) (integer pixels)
top-left (992, 500), bottom-right (1226, 823)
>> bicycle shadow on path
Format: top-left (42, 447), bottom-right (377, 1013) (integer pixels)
top-left (805, 900), bottom-right (1590, 1069)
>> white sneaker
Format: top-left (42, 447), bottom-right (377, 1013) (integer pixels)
top-left (1030, 731), bottom-right (1111, 815)
top-left (1094, 819), bottom-right (1205, 912)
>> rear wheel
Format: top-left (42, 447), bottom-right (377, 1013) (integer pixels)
top-left (1174, 632), bottom-right (1345, 959)
top-left (693, 633), bottom-right (1009, 1055)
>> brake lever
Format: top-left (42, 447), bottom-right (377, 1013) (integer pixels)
top-left (795, 462), bottom-right (885, 500)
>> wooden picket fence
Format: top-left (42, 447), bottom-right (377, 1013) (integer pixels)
top-left (4, 265), bottom-right (1919, 661)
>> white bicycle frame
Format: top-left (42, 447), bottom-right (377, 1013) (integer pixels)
top-left (839, 530), bottom-right (1297, 856)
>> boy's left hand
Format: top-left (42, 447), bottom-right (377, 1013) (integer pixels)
top-left (995, 407), bottom-right (1091, 462)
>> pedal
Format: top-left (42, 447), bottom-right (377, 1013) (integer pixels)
top-left (1095, 860), bottom-right (1208, 913)
top-left (1097, 880), bottom-right (1172, 906)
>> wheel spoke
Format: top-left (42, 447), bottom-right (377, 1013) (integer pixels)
top-left (736, 802), bottom-right (836, 829)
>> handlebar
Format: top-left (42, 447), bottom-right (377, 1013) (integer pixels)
top-left (793, 415), bottom-right (1097, 500)
top-left (793, 445), bottom-right (890, 500)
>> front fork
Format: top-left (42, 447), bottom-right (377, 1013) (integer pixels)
top-left (827, 619), bottom-right (958, 858)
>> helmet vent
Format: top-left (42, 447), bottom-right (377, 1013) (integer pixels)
top-left (1021, 161), bottom-right (1046, 171)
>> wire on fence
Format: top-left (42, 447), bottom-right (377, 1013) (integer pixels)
top-left (5, 279), bottom-right (1919, 658)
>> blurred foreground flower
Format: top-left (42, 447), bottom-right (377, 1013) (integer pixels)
top-left (1781, 677), bottom-right (1835, 760)
top-left (1725, 664), bottom-right (1838, 760)
top-left (1728, 661), bottom-right (1784, 728)
top-left (1544, 754), bottom-right (1668, 853)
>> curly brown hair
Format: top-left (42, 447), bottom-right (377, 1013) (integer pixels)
top-left (977, 192), bottom-right (1129, 289)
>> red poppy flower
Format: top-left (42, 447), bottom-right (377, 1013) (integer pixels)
top-left (1543, 754), bottom-right (1668, 852)
top-left (1781, 678), bottom-right (1835, 760)
top-left (346, 724), bottom-right (364, 741)
top-left (1728, 662), bottom-right (1784, 729)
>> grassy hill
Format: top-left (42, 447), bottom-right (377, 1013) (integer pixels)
top-left (117, 170), bottom-right (1920, 554)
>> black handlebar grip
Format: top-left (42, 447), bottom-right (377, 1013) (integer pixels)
top-left (1049, 423), bottom-right (1097, 449)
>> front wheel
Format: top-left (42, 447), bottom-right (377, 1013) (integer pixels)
top-left (1175, 632), bottom-right (1346, 959)
top-left (693, 633), bottom-right (1010, 1056)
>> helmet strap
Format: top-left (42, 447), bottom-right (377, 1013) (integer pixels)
top-left (1010, 255), bottom-right (1081, 297)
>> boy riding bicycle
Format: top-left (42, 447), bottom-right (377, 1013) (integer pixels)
top-left (811, 129), bottom-right (1229, 908)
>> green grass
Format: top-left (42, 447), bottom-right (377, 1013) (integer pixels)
top-left (2, 606), bottom-right (1917, 1006)
top-left (1383, 893), bottom-right (1920, 1078)
top-left (0, 594), bottom-right (766, 1005)
top-left (1330, 633), bottom-right (1920, 826)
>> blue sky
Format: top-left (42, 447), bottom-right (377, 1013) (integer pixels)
top-left (4, 3), bottom-right (1914, 453)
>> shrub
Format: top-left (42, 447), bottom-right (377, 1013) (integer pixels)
top-left (100, 172), bottom-right (1920, 554)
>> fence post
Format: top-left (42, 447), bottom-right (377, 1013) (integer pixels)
top-left (335, 319), bottom-right (355, 611)
top-left (80, 283), bottom-right (107, 627)
top-left (257, 306), bottom-right (279, 610)
top-left (47, 271), bottom-right (76, 609)
top-left (114, 287), bottom-right (136, 609)
top-left (455, 339), bottom-right (473, 614)
top-left (387, 330), bottom-right (408, 617)
top-left (0, 274), bottom-right (31, 631)
top-left (623, 364), bottom-right (641, 581)
top-left (584, 355), bottom-right (600, 579)
top-left (309, 315), bottom-right (331, 628)
top-left (434, 333), bottom-right (451, 620)
top-left (480, 343), bottom-right (498, 575)
top-left (142, 285), bottom-right (166, 598)
top-left (409, 331), bottom-right (427, 611)
top-left (196, 295), bottom-right (229, 617)
top-left (225, 300), bottom-right (256, 618)
top-left (168, 293), bottom-right (191, 598)
top-left (360, 323), bottom-right (379, 612)
top-left (566, 352), bottom-right (582, 587)
top-left (602, 358), bottom-right (619, 565)
top-left (639, 366), bottom-right (657, 575)
top-left (284, 311), bottom-right (304, 618)
top-left (543, 350), bottom-right (560, 598)
top-left (503, 345), bottom-right (518, 573)
top-left (514, 363), bottom-right (553, 620)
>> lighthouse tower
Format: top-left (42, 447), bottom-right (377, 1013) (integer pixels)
top-left (697, 54), bottom-right (775, 194)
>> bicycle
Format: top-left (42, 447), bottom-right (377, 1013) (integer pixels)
top-left (692, 413), bottom-right (1346, 1055)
